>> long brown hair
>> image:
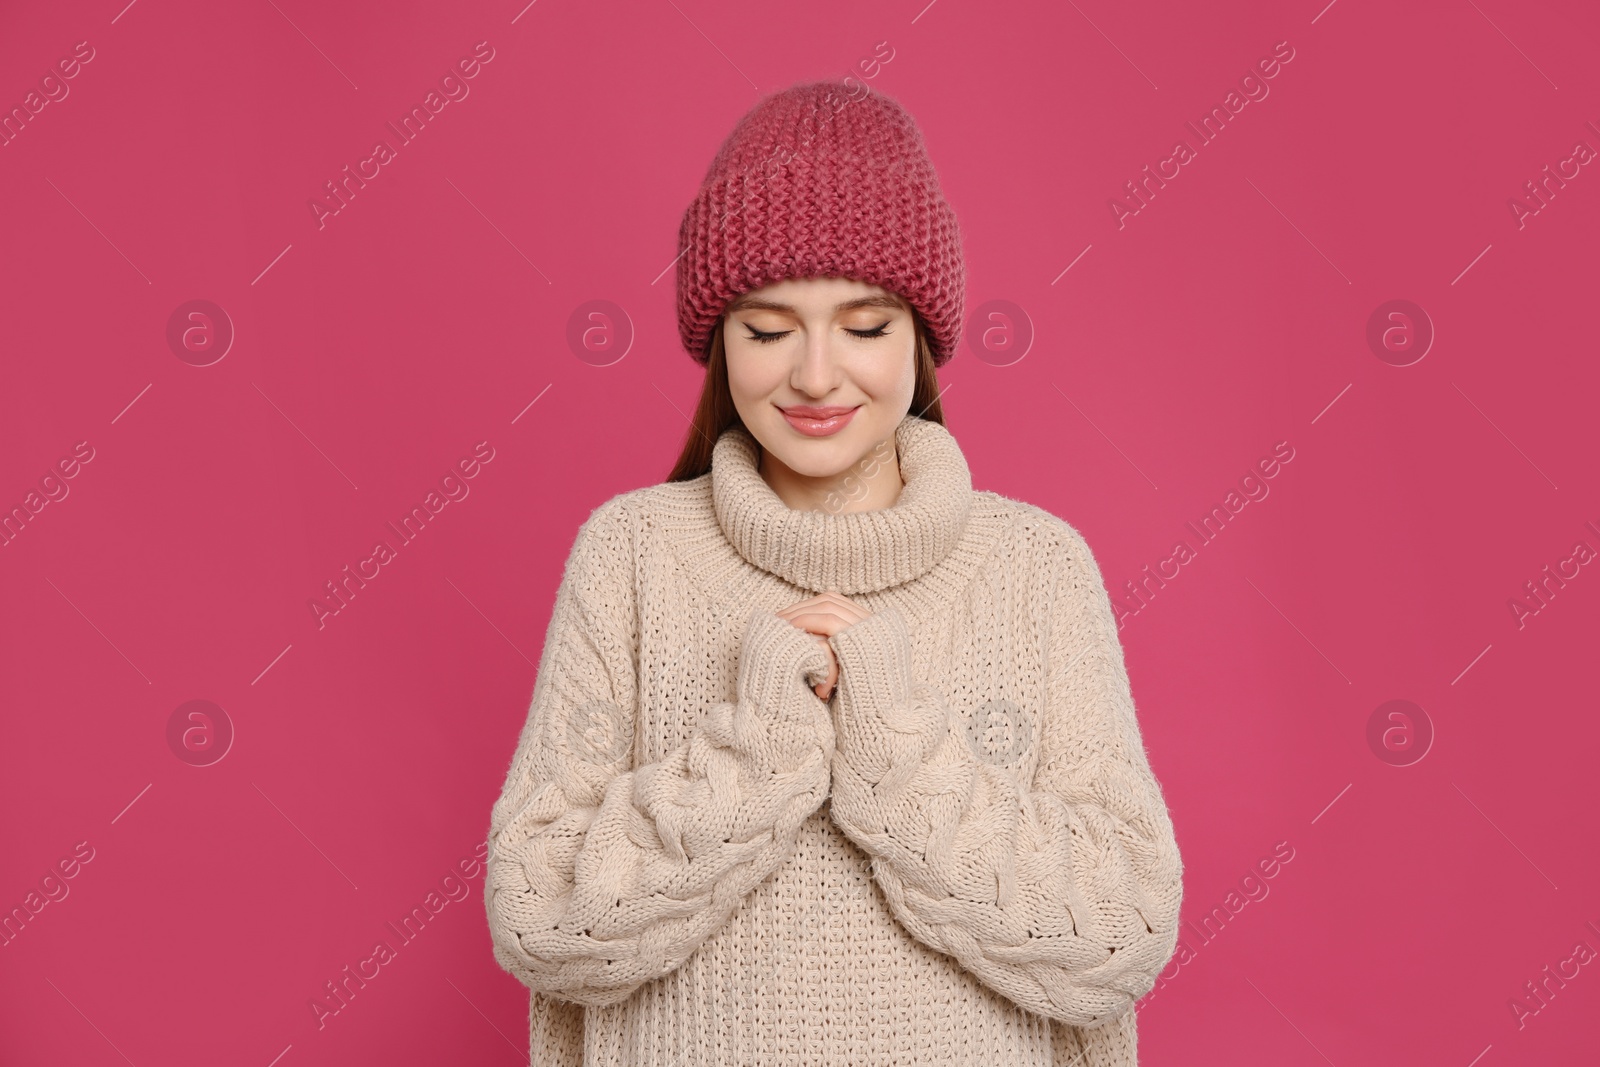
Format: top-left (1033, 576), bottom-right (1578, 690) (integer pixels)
top-left (666, 308), bottom-right (947, 482)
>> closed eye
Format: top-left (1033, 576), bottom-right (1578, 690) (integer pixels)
top-left (847, 322), bottom-right (892, 339)
top-left (743, 322), bottom-right (894, 345)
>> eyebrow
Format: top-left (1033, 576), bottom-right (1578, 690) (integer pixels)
top-left (724, 293), bottom-right (906, 315)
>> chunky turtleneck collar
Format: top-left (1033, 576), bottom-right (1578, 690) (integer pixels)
top-left (710, 413), bottom-right (974, 595)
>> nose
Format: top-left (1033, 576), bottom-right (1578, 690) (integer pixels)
top-left (791, 326), bottom-right (841, 398)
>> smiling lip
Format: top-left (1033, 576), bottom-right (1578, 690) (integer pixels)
top-left (779, 405), bottom-right (859, 437)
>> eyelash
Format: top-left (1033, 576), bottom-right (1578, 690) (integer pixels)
top-left (744, 323), bottom-right (892, 345)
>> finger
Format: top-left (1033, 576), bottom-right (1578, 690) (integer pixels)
top-left (777, 598), bottom-right (833, 619)
top-left (809, 591), bottom-right (872, 621)
top-left (775, 601), bottom-right (826, 621)
top-left (787, 616), bottom-right (850, 638)
top-left (793, 605), bottom-right (857, 624)
top-left (780, 614), bottom-right (844, 639)
top-left (779, 596), bottom-right (869, 633)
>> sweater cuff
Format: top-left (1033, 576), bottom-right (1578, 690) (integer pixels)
top-left (736, 607), bottom-right (833, 714)
top-left (828, 606), bottom-right (948, 751)
top-left (829, 605), bottom-right (914, 712)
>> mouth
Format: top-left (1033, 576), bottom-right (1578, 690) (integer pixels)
top-left (778, 404), bottom-right (860, 437)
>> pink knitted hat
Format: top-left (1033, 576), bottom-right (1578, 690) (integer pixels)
top-left (676, 80), bottom-right (965, 367)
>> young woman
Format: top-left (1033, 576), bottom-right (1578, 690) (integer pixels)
top-left (485, 80), bottom-right (1184, 1066)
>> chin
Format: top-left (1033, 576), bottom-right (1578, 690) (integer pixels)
top-left (780, 448), bottom-right (857, 480)
top-left (764, 432), bottom-right (857, 479)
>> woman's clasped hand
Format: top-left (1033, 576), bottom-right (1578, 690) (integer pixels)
top-left (775, 591), bottom-right (871, 701)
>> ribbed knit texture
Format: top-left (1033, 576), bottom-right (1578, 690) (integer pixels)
top-left (675, 80), bottom-right (966, 366)
top-left (485, 415), bottom-right (1184, 1066)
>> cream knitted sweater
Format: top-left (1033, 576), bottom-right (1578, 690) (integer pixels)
top-left (484, 414), bottom-right (1184, 1066)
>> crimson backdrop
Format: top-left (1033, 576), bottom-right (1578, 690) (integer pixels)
top-left (2, 1), bottom-right (1597, 1064)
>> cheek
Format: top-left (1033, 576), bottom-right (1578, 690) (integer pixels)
top-left (724, 345), bottom-right (783, 402)
top-left (852, 339), bottom-right (916, 399)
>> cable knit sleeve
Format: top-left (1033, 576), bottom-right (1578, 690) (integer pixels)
top-left (823, 528), bottom-right (1184, 1029)
top-left (485, 498), bottom-right (837, 1008)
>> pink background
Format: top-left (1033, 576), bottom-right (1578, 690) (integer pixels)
top-left (2, 0), bottom-right (1597, 1064)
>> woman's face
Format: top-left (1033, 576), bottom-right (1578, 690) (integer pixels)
top-left (722, 276), bottom-right (917, 480)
